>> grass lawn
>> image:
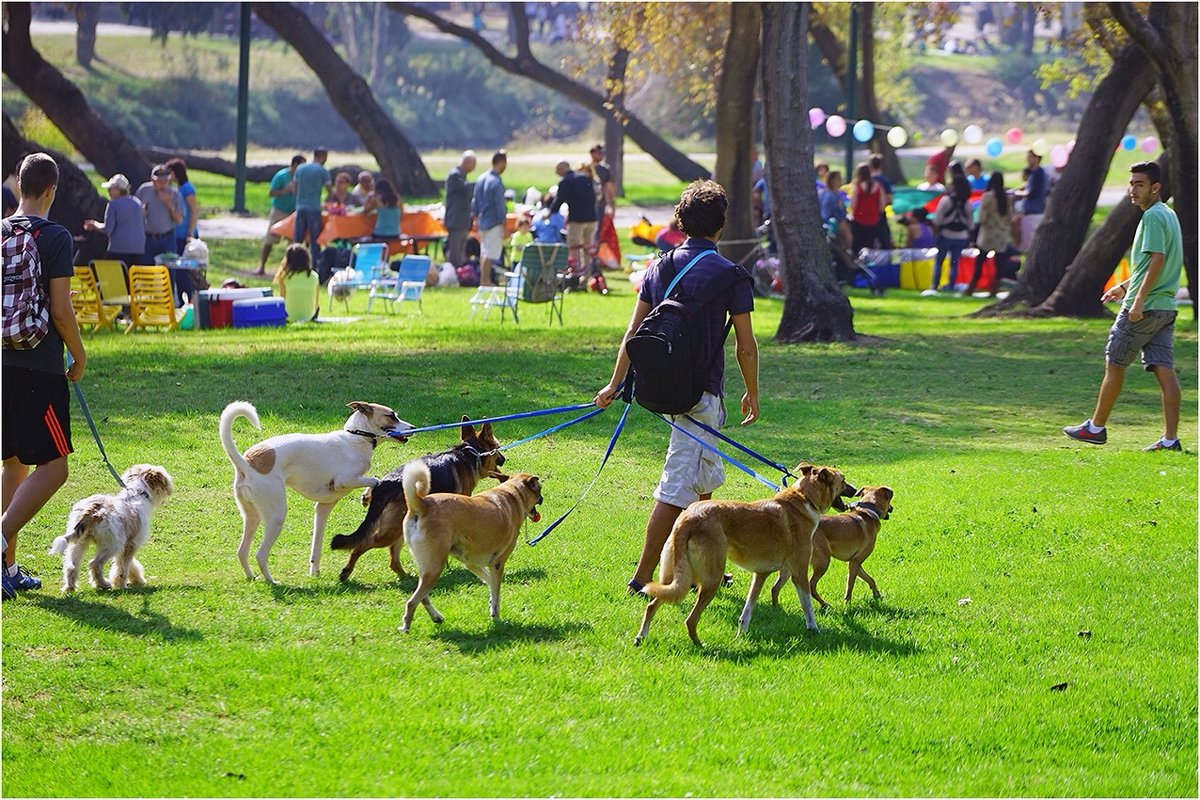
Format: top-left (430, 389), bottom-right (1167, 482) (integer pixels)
top-left (2, 277), bottom-right (1196, 797)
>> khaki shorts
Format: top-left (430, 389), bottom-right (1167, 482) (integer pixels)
top-left (655, 392), bottom-right (726, 508)
top-left (480, 226), bottom-right (504, 261)
top-left (567, 221), bottom-right (597, 249)
top-left (263, 207), bottom-right (291, 245)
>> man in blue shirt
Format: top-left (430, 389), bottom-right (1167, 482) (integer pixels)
top-left (293, 147), bottom-right (331, 268)
top-left (1014, 150), bottom-right (1047, 251)
top-left (471, 150), bottom-right (508, 287)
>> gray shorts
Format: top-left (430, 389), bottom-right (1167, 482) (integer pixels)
top-left (655, 392), bottom-right (726, 508)
top-left (1106, 308), bottom-right (1176, 371)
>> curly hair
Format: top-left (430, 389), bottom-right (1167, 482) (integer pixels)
top-left (674, 179), bottom-right (728, 239)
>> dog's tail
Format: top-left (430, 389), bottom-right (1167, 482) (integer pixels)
top-left (219, 401), bottom-right (260, 476)
top-left (642, 526), bottom-right (693, 604)
top-left (330, 477), bottom-right (397, 551)
top-left (48, 512), bottom-right (94, 557)
top-left (402, 460), bottom-right (431, 519)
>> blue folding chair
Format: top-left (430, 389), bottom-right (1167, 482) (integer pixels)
top-left (369, 254), bottom-right (430, 314)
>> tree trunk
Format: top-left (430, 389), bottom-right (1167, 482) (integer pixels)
top-left (390, 2), bottom-right (709, 183)
top-left (762, 3), bottom-right (856, 343)
top-left (1030, 161), bottom-right (1173, 318)
top-left (138, 146), bottom-right (284, 183)
top-left (978, 40), bottom-right (1154, 314)
top-left (1021, 3), bottom-right (1037, 56)
top-left (74, 2), bottom-right (100, 68)
top-left (713, 2), bottom-right (761, 267)
top-left (604, 46), bottom-right (629, 197)
top-left (2, 3), bottom-right (150, 186)
top-left (808, 5), bottom-right (905, 184)
top-left (1110, 1), bottom-right (1198, 318)
top-left (4, 113), bottom-right (107, 249)
top-left (252, 2), bottom-right (437, 197)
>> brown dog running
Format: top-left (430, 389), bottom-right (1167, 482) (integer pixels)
top-left (636, 464), bottom-right (854, 647)
top-left (399, 461), bottom-right (543, 632)
top-left (330, 418), bottom-right (506, 582)
top-left (770, 485), bottom-right (894, 609)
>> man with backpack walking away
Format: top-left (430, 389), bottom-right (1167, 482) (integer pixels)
top-left (2, 153), bottom-right (87, 600)
top-left (593, 179), bottom-right (759, 596)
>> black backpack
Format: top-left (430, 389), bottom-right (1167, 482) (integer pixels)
top-left (942, 195), bottom-right (972, 233)
top-left (625, 248), bottom-right (750, 415)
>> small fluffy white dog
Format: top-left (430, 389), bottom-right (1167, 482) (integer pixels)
top-left (49, 464), bottom-right (175, 593)
top-left (220, 400), bottom-right (413, 584)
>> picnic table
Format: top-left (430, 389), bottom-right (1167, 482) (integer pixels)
top-left (269, 210), bottom-right (448, 259)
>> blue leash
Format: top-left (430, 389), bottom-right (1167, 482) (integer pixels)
top-left (657, 413), bottom-right (789, 493)
top-left (388, 402), bottom-right (599, 439)
top-left (528, 401), bottom-right (631, 546)
top-left (65, 354), bottom-right (126, 489)
top-left (499, 406), bottom-right (607, 451)
top-left (682, 414), bottom-right (797, 486)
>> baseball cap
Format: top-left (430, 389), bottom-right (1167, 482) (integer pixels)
top-left (101, 173), bottom-right (130, 192)
top-left (151, 164), bottom-right (171, 178)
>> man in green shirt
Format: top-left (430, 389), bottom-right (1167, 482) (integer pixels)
top-left (258, 153), bottom-right (305, 274)
top-left (1064, 161), bottom-right (1184, 451)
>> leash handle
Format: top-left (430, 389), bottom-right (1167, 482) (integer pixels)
top-left (391, 402), bottom-right (599, 438)
top-left (659, 413), bottom-right (781, 493)
top-left (65, 353), bottom-right (126, 489)
top-left (529, 402), bottom-right (631, 546)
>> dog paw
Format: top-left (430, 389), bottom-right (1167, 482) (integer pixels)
top-left (633, 636), bottom-right (643, 647)
top-left (399, 624), bottom-right (411, 633)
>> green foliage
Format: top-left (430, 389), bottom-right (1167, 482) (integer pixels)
top-left (16, 106), bottom-right (76, 158)
top-left (1, 286), bottom-right (1195, 796)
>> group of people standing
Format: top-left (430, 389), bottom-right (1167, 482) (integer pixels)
top-left (83, 158), bottom-right (199, 306)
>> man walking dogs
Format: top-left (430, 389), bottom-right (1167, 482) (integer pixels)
top-left (1063, 161), bottom-right (1184, 452)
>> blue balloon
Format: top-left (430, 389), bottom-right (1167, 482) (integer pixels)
top-left (852, 119), bottom-right (875, 143)
top-left (985, 138), bottom-right (1003, 158)
top-left (1121, 134), bottom-right (1137, 151)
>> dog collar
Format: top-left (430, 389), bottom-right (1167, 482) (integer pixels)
top-left (851, 502), bottom-right (883, 521)
top-left (122, 486), bottom-right (151, 500)
top-left (347, 429), bottom-right (379, 448)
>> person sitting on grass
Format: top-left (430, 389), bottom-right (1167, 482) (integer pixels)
top-left (273, 243), bottom-right (320, 323)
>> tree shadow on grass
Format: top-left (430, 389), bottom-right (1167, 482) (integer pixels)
top-left (28, 590), bottom-right (204, 643)
top-left (432, 619), bottom-right (592, 655)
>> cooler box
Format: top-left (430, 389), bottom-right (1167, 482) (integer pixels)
top-left (899, 248), bottom-right (937, 290)
top-left (955, 248), bottom-right (997, 293)
top-left (232, 297), bottom-right (287, 328)
top-left (853, 249), bottom-right (900, 289)
top-left (198, 288), bottom-right (271, 329)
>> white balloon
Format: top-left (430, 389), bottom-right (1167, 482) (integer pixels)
top-left (963, 124), bottom-right (983, 144)
top-left (886, 126), bottom-right (908, 148)
top-left (1031, 138), bottom-right (1050, 157)
top-left (940, 129), bottom-right (959, 148)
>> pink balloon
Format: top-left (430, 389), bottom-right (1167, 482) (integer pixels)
top-left (1005, 127), bottom-right (1023, 145)
top-left (808, 107), bottom-right (826, 128)
top-left (825, 115), bottom-right (847, 138)
top-left (1050, 145), bottom-right (1069, 169)
top-left (1066, 139), bottom-right (1075, 153)
top-left (1141, 136), bottom-right (1159, 153)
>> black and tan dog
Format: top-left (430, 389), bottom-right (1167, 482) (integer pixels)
top-left (636, 464), bottom-right (854, 647)
top-left (399, 462), bottom-right (543, 632)
top-left (770, 485), bottom-right (894, 609)
top-left (330, 418), bottom-right (505, 582)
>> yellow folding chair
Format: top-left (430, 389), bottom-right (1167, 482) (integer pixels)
top-left (90, 259), bottom-right (132, 310)
top-left (126, 266), bottom-right (181, 333)
top-left (71, 266), bottom-right (120, 332)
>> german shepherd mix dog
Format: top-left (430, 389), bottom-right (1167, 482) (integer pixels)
top-left (636, 465), bottom-right (854, 647)
top-left (331, 418), bottom-right (506, 582)
top-left (220, 401), bottom-right (413, 584)
top-left (770, 486), bottom-right (895, 609)
top-left (399, 462), bottom-right (543, 632)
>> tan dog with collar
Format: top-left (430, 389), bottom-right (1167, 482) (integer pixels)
top-left (400, 461), bottom-right (543, 632)
top-left (636, 464), bottom-right (854, 647)
top-left (220, 400), bottom-right (413, 584)
top-left (770, 485), bottom-right (894, 609)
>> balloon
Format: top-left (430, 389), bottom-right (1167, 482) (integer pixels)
top-left (1050, 145), bottom-right (1069, 169)
top-left (963, 124), bottom-right (983, 144)
top-left (1066, 139), bottom-right (1076, 153)
top-left (1005, 127), bottom-right (1023, 145)
top-left (985, 138), bottom-right (1003, 158)
top-left (825, 115), bottom-right (846, 137)
top-left (852, 119), bottom-right (874, 142)
top-left (1141, 136), bottom-right (1159, 153)
top-left (886, 126), bottom-right (908, 148)
top-left (1031, 138), bottom-right (1050, 157)
top-left (940, 129), bottom-right (959, 148)
top-left (1121, 134), bottom-right (1137, 151)
top-left (808, 107), bottom-right (826, 128)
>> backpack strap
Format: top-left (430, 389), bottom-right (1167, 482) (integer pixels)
top-left (658, 248), bottom-right (716, 298)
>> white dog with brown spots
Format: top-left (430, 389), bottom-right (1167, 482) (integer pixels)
top-left (220, 400), bottom-right (413, 583)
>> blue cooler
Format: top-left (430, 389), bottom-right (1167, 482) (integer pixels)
top-left (231, 297), bottom-right (287, 328)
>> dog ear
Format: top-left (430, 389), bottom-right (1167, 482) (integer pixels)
top-left (347, 402), bottom-right (371, 415)
top-left (481, 421), bottom-right (494, 439)
top-left (856, 486), bottom-right (866, 497)
top-left (796, 463), bottom-right (814, 476)
top-left (460, 415), bottom-right (476, 440)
